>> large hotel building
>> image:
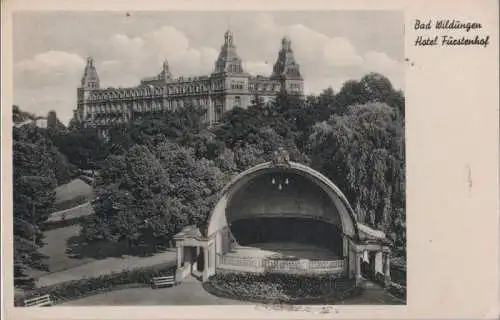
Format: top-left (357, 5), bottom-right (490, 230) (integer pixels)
top-left (74, 30), bottom-right (304, 133)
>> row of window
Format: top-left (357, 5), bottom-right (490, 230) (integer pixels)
top-left (231, 81), bottom-right (245, 90)
top-left (89, 105), bottom-right (225, 124)
top-left (88, 96), bottom-right (227, 113)
top-left (85, 80), bottom-right (293, 101)
top-left (249, 83), bottom-right (281, 92)
top-left (226, 64), bottom-right (243, 73)
top-left (84, 81), bottom-right (99, 89)
top-left (290, 83), bottom-right (302, 92)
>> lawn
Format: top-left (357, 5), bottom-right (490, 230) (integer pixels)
top-left (39, 225), bottom-right (95, 275)
top-left (20, 178), bottom-right (179, 290)
top-left (30, 222), bottom-right (178, 288)
top-left (53, 179), bottom-right (94, 211)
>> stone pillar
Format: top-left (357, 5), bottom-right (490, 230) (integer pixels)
top-left (202, 246), bottom-right (210, 282)
top-left (375, 251), bottom-right (384, 274)
top-left (176, 245), bottom-right (183, 268)
top-left (342, 236), bottom-right (348, 258)
top-left (363, 250), bottom-right (369, 262)
top-left (355, 250), bottom-right (362, 285)
top-left (384, 252), bottom-right (391, 286)
top-left (175, 244), bottom-right (186, 283)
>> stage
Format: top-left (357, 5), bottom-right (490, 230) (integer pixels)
top-left (228, 242), bottom-right (342, 261)
top-left (217, 242), bottom-right (346, 275)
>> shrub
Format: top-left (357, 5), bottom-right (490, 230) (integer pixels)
top-left (207, 272), bottom-right (358, 304)
top-left (388, 282), bottom-right (406, 300)
top-left (43, 216), bottom-right (86, 231)
top-left (14, 264), bottom-right (176, 306)
top-left (391, 264), bottom-right (406, 286)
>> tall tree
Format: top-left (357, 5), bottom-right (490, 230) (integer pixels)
top-left (55, 127), bottom-right (109, 171)
top-left (308, 102), bottom-right (405, 254)
top-left (82, 142), bottom-right (226, 250)
top-left (13, 119), bottom-right (57, 288)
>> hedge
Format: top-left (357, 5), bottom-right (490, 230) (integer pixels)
top-left (391, 265), bottom-right (406, 286)
top-left (205, 272), bottom-right (359, 304)
top-left (387, 282), bottom-right (406, 301)
top-left (44, 216), bottom-right (86, 231)
top-left (14, 264), bottom-right (176, 306)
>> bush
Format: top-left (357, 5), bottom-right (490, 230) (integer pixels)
top-left (14, 264), bottom-right (176, 306)
top-left (387, 282), bottom-right (406, 300)
top-left (43, 216), bottom-right (85, 231)
top-left (206, 272), bottom-right (358, 304)
top-left (391, 265), bottom-right (406, 286)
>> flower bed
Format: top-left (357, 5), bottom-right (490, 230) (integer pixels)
top-left (205, 272), bottom-right (359, 304)
top-left (14, 264), bottom-right (176, 306)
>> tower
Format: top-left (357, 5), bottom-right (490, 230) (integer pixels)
top-left (76, 57), bottom-right (100, 124)
top-left (212, 30), bottom-right (251, 120)
top-left (212, 30), bottom-right (245, 75)
top-left (159, 58), bottom-right (173, 80)
top-left (80, 57), bottom-right (100, 89)
top-left (271, 37), bottom-right (304, 94)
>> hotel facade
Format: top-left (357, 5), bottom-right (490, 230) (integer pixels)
top-left (74, 31), bottom-right (304, 133)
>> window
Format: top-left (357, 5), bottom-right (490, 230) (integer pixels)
top-left (234, 96), bottom-right (241, 108)
top-left (214, 104), bottom-right (224, 124)
top-left (231, 81), bottom-right (245, 90)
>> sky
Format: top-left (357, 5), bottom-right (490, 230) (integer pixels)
top-left (13, 11), bottom-right (404, 124)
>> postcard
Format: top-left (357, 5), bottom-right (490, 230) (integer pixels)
top-left (2, 0), bottom-right (499, 319)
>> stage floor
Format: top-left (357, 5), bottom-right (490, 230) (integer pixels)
top-left (227, 242), bottom-right (341, 260)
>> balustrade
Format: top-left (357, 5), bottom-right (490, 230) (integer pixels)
top-left (218, 254), bottom-right (345, 273)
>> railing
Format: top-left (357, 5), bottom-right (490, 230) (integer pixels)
top-left (221, 255), bottom-right (263, 270)
top-left (218, 254), bottom-right (345, 274)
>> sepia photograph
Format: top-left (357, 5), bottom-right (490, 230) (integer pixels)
top-left (3, 0), bottom-right (500, 318)
top-left (10, 10), bottom-right (406, 307)
top-left (10, 10), bottom-right (407, 307)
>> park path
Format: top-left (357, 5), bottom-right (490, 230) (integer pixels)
top-left (36, 249), bottom-right (177, 288)
top-left (61, 278), bottom-right (403, 306)
top-left (47, 202), bottom-right (94, 222)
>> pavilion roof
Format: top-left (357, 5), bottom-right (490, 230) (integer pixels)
top-left (173, 225), bottom-right (205, 241)
top-left (358, 223), bottom-right (393, 245)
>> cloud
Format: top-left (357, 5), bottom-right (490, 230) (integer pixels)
top-left (16, 50), bottom-right (85, 75)
top-left (14, 86), bottom-right (76, 126)
top-left (362, 51), bottom-right (404, 89)
top-left (13, 13), bottom-right (403, 124)
top-left (233, 14), bottom-right (401, 90)
top-left (244, 61), bottom-right (273, 76)
top-left (102, 26), bottom-right (220, 81)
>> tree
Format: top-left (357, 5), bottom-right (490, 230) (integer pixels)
top-left (82, 145), bottom-right (170, 247)
top-left (308, 102), bottom-right (405, 252)
top-left (215, 93), bottom-right (310, 164)
top-left (155, 142), bottom-right (226, 226)
top-left (46, 110), bottom-right (63, 130)
top-left (13, 119), bottom-right (57, 288)
top-left (82, 141), bottom-right (226, 251)
top-left (55, 127), bottom-right (110, 171)
top-left (335, 73), bottom-right (405, 119)
top-left (12, 105), bottom-right (36, 125)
